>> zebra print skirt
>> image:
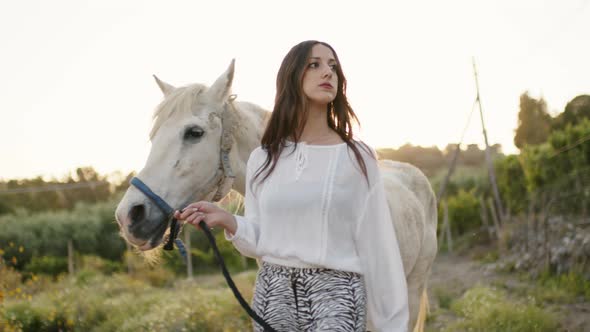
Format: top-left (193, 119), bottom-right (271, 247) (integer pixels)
top-left (252, 261), bottom-right (367, 332)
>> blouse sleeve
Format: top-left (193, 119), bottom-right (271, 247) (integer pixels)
top-left (355, 177), bottom-right (409, 331)
top-left (224, 149), bottom-right (262, 259)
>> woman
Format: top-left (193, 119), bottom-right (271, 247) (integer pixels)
top-left (174, 40), bottom-right (408, 331)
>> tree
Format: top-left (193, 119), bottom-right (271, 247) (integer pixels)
top-left (461, 144), bottom-right (485, 167)
top-left (376, 144), bottom-right (445, 176)
top-left (0, 167), bottom-right (112, 213)
top-left (518, 119), bottom-right (590, 216)
top-left (514, 92), bottom-right (552, 149)
top-left (0, 200), bottom-right (13, 215)
top-left (494, 155), bottom-right (527, 214)
top-left (552, 95), bottom-right (590, 131)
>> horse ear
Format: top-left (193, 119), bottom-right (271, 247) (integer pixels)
top-left (208, 59), bottom-right (235, 103)
top-left (153, 75), bottom-right (176, 96)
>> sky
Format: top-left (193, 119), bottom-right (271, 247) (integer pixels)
top-left (0, 0), bottom-right (589, 180)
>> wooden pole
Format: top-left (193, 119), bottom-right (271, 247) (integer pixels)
top-left (437, 144), bottom-right (461, 200)
top-left (473, 58), bottom-right (505, 224)
top-left (487, 198), bottom-right (501, 241)
top-left (479, 196), bottom-right (494, 239)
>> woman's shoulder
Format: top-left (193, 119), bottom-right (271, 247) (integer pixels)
top-left (350, 140), bottom-right (378, 159)
top-left (247, 146), bottom-right (267, 165)
top-left (344, 140), bottom-right (382, 183)
top-left (346, 140), bottom-right (379, 167)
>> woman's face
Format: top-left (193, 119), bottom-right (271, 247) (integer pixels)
top-left (301, 44), bottom-right (338, 107)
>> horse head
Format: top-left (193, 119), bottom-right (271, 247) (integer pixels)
top-left (116, 60), bottom-right (243, 251)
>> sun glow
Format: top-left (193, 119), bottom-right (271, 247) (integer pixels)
top-left (0, 1), bottom-right (588, 179)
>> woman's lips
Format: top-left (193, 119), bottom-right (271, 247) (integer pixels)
top-left (319, 83), bottom-right (333, 89)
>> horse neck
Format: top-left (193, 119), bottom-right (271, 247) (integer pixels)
top-left (231, 102), bottom-right (269, 196)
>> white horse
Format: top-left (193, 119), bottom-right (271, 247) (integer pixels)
top-left (115, 60), bottom-right (438, 332)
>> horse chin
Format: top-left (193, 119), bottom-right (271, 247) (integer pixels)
top-left (128, 217), bottom-right (170, 251)
top-left (138, 241), bottom-right (157, 251)
top-left (136, 234), bottom-right (165, 251)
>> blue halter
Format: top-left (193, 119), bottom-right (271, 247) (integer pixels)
top-left (130, 177), bottom-right (187, 258)
top-left (129, 177), bottom-right (275, 331)
top-left (128, 101), bottom-right (238, 254)
top-left (126, 100), bottom-right (275, 331)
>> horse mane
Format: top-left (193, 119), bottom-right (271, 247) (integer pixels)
top-left (149, 84), bottom-right (206, 140)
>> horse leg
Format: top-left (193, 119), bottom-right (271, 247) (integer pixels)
top-left (408, 234), bottom-right (437, 331)
top-left (412, 288), bottom-right (429, 332)
top-left (406, 274), bottom-right (424, 331)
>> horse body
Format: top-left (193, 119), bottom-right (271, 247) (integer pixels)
top-left (379, 160), bottom-right (438, 331)
top-left (115, 61), bottom-right (437, 331)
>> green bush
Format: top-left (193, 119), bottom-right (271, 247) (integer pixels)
top-left (79, 255), bottom-right (123, 275)
top-left (0, 199), bottom-right (126, 270)
top-left (446, 285), bottom-right (559, 332)
top-left (0, 241), bottom-right (31, 271)
top-left (431, 165), bottom-right (489, 199)
top-left (518, 119), bottom-right (590, 215)
top-left (440, 189), bottom-right (481, 236)
top-left (0, 194), bottom-right (257, 278)
top-left (1, 271), bottom-right (257, 331)
top-left (536, 271), bottom-right (590, 302)
top-left (433, 287), bottom-right (454, 309)
top-left (495, 154), bottom-right (528, 214)
top-left (24, 256), bottom-right (68, 277)
top-left (475, 250), bottom-right (499, 264)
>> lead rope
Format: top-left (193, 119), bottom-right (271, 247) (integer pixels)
top-left (130, 177), bottom-right (276, 332)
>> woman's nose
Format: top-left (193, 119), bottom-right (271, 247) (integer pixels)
top-left (321, 65), bottom-right (333, 79)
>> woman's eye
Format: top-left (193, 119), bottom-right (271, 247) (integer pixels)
top-left (184, 127), bottom-right (204, 140)
top-left (330, 64), bottom-right (337, 71)
top-left (308, 62), bottom-right (319, 69)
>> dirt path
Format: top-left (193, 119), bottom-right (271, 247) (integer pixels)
top-left (425, 252), bottom-right (590, 332)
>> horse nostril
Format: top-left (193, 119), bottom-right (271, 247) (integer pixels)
top-left (130, 204), bottom-right (146, 224)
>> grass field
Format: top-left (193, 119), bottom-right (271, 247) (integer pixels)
top-left (1, 266), bottom-right (258, 332)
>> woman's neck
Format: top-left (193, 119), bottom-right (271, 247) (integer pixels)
top-left (298, 103), bottom-right (340, 144)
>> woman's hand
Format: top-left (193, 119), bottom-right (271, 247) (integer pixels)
top-left (174, 201), bottom-right (238, 235)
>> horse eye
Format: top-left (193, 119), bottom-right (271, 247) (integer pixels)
top-left (184, 127), bottom-right (204, 140)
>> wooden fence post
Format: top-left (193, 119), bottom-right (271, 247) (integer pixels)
top-left (479, 196), bottom-right (494, 239)
top-left (487, 198), bottom-right (502, 240)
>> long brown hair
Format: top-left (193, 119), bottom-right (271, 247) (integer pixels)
top-left (254, 40), bottom-right (373, 186)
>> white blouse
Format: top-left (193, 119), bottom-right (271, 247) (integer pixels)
top-left (226, 140), bottom-right (408, 331)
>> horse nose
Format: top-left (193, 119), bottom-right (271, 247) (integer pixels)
top-left (129, 204), bottom-right (146, 224)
